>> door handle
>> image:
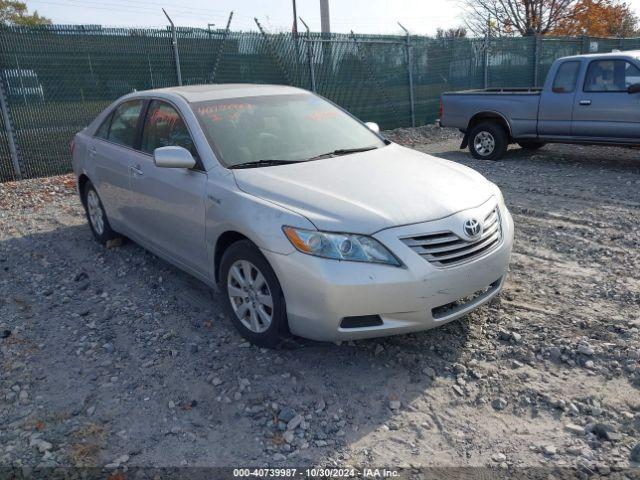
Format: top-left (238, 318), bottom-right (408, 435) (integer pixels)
top-left (130, 166), bottom-right (143, 176)
top-left (579, 100), bottom-right (591, 106)
top-left (89, 145), bottom-right (97, 156)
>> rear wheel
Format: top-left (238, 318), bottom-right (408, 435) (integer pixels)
top-left (468, 122), bottom-right (508, 160)
top-left (518, 140), bottom-right (546, 150)
top-left (219, 240), bottom-right (291, 348)
top-left (82, 181), bottom-right (119, 244)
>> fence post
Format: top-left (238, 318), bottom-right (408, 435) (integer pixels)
top-left (534, 34), bottom-right (541, 87)
top-left (0, 78), bottom-right (21, 180)
top-left (483, 22), bottom-right (490, 88)
top-left (210, 11), bottom-right (234, 83)
top-left (163, 9), bottom-right (182, 86)
top-left (398, 23), bottom-right (415, 127)
top-left (299, 18), bottom-right (316, 92)
top-left (254, 18), bottom-right (294, 86)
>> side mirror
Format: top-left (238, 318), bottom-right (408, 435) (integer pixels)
top-left (628, 83), bottom-right (640, 94)
top-left (153, 146), bottom-right (196, 169)
top-left (364, 122), bottom-right (380, 134)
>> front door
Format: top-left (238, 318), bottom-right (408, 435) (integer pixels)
top-left (572, 58), bottom-right (640, 140)
top-left (127, 100), bottom-right (208, 277)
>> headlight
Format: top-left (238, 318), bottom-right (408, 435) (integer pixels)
top-left (282, 226), bottom-right (402, 266)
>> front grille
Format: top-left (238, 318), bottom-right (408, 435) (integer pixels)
top-left (402, 207), bottom-right (502, 267)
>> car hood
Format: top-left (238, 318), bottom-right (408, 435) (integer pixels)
top-left (232, 143), bottom-right (495, 234)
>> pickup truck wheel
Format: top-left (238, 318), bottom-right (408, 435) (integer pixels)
top-left (518, 140), bottom-right (546, 150)
top-left (468, 123), bottom-right (508, 160)
top-left (219, 240), bottom-right (291, 349)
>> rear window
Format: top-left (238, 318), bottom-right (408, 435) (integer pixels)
top-left (552, 61), bottom-right (580, 93)
top-left (106, 100), bottom-right (143, 148)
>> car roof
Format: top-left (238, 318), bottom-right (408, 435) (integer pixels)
top-left (561, 50), bottom-right (640, 61)
top-left (133, 83), bottom-right (311, 103)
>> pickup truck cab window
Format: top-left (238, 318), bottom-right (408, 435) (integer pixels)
top-left (107, 100), bottom-right (144, 147)
top-left (584, 60), bottom-right (640, 92)
top-left (552, 61), bottom-right (580, 93)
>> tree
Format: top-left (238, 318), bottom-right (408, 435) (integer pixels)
top-left (464, 0), bottom-right (638, 37)
top-left (436, 27), bottom-right (468, 38)
top-left (0, 0), bottom-right (51, 26)
top-left (464, 0), bottom-right (581, 36)
top-left (550, 0), bottom-right (638, 36)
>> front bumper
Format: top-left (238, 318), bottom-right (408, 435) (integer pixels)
top-left (263, 200), bottom-right (514, 342)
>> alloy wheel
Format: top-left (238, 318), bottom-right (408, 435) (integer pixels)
top-left (227, 260), bottom-right (274, 333)
top-left (86, 189), bottom-right (105, 235)
top-left (474, 131), bottom-right (495, 156)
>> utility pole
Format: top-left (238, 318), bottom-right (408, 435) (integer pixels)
top-left (319, 0), bottom-right (331, 71)
top-left (292, 0), bottom-right (299, 36)
top-left (320, 0), bottom-right (330, 35)
top-left (292, 0), bottom-right (300, 62)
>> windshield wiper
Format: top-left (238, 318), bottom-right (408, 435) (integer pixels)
top-left (307, 145), bottom-right (380, 161)
top-left (229, 159), bottom-right (303, 169)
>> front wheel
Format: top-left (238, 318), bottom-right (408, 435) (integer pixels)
top-left (468, 122), bottom-right (508, 160)
top-left (518, 140), bottom-right (546, 150)
top-left (219, 240), bottom-right (291, 348)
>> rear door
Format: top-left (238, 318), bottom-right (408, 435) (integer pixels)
top-left (90, 99), bottom-right (144, 230)
top-left (127, 99), bottom-right (208, 276)
top-left (572, 58), bottom-right (640, 140)
top-left (538, 60), bottom-right (581, 138)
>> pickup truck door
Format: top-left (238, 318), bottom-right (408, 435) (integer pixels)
top-left (537, 60), bottom-right (581, 137)
top-left (572, 59), bottom-right (640, 140)
top-left (127, 99), bottom-right (209, 278)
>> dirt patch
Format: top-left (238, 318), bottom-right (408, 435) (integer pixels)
top-left (1, 130), bottom-right (639, 474)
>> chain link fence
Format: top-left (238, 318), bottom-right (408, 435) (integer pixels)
top-left (0, 23), bottom-right (639, 181)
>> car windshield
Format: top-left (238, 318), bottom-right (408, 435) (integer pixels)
top-left (191, 93), bottom-right (386, 168)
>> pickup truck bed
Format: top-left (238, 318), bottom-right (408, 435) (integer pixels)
top-left (439, 51), bottom-right (640, 160)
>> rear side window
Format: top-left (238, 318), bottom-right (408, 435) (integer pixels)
top-left (584, 60), bottom-right (640, 92)
top-left (552, 61), bottom-right (580, 93)
top-left (95, 112), bottom-right (112, 139)
top-left (107, 100), bottom-right (143, 147)
top-left (141, 100), bottom-right (197, 157)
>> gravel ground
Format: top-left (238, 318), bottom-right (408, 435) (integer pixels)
top-left (1, 128), bottom-right (639, 476)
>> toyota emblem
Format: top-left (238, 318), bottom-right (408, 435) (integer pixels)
top-left (463, 218), bottom-right (482, 238)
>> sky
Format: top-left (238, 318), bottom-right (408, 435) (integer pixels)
top-left (24, 0), bottom-right (477, 35)
top-left (24, 0), bottom-right (640, 36)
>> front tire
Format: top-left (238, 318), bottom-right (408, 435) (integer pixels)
top-left (82, 181), bottom-right (118, 244)
top-left (219, 240), bottom-right (291, 348)
top-left (468, 122), bottom-right (508, 160)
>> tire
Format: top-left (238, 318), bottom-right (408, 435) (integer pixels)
top-left (81, 181), bottom-right (119, 244)
top-left (518, 140), bottom-right (546, 150)
top-left (219, 240), bottom-right (291, 348)
top-left (468, 122), bottom-right (508, 160)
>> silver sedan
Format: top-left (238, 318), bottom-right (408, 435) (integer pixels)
top-left (72, 84), bottom-right (513, 347)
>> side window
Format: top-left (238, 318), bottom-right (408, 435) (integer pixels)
top-left (552, 61), bottom-right (580, 93)
top-left (141, 101), bottom-right (197, 158)
top-left (108, 100), bottom-right (143, 147)
top-left (584, 60), bottom-right (640, 92)
top-left (95, 112), bottom-right (112, 139)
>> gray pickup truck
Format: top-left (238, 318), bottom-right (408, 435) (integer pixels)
top-left (439, 51), bottom-right (640, 160)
